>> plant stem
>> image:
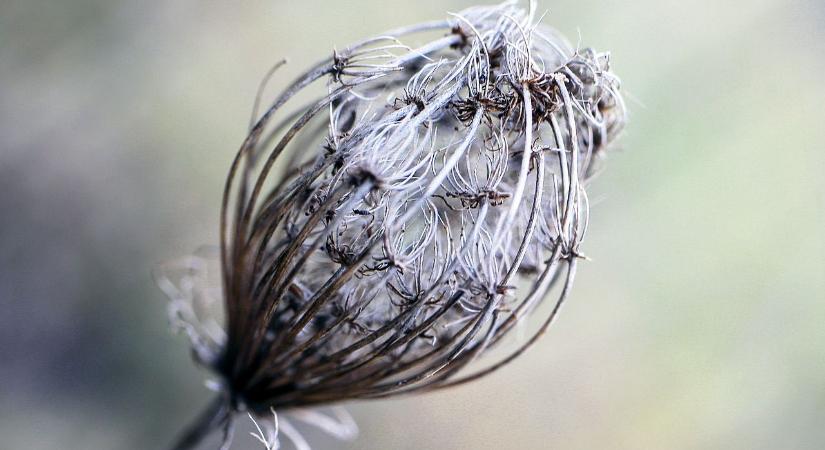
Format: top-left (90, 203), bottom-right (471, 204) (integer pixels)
top-left (170, 396), bottom-right (230, 450)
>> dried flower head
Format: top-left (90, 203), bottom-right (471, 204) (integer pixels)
top-left (161, 1), bottom-right (625, 448)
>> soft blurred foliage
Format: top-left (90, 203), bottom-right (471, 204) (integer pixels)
top-left (1, 0), bottom-right (823, 449)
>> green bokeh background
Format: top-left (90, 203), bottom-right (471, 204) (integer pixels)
top-left (2, 0), bottom-right (823, 449)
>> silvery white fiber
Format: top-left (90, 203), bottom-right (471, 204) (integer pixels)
top-left (160, 1), bottom-right (625, 448)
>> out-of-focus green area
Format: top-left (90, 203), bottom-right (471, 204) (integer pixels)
top-left (1, 0), bottom-right (823, 449)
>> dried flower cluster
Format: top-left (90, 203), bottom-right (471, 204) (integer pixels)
top-left (162, 1), bottom-right (625, 448)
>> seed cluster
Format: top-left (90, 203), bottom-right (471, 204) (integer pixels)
top-left (166, 2), bottom-right (625, 446)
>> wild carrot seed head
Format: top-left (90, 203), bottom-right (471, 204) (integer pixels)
top-left (164, 0), bottom-right (625, 420)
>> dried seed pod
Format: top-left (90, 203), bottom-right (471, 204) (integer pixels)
top-left (164, 1), bottom-right (625, 448)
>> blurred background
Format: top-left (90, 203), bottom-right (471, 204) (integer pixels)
top-left (2, 0), bottom-right (823, 448)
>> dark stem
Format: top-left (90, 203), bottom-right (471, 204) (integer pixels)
top-left (169, 395), bottom-right (231, 450)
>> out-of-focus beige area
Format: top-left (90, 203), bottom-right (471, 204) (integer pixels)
top-left (2, 0), bottom-right (823, 449)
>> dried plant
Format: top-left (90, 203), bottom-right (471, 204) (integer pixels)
top-left (159, 1), bottom-right (625, 448)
